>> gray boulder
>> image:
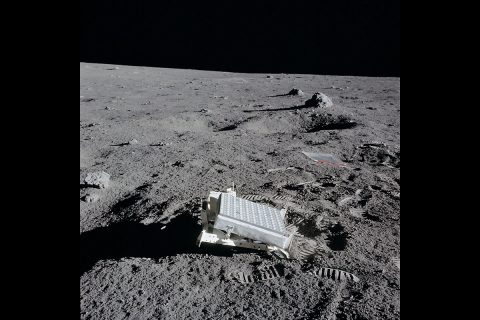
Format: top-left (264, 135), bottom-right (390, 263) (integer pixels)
top-left (84, 171), bottom-right (111, 189)
top-left (305, 92), bottom-right (333, 108)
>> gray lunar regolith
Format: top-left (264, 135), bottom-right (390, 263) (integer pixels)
top-left (80, 63), bottom-right (400, 320)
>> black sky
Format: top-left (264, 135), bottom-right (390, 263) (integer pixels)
top-left (80, 0), bottom-right (400, 77)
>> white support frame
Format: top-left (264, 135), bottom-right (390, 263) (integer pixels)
top-left (197, 229), bottom-right (290, 258)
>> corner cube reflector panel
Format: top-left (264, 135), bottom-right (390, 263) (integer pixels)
top-left (213, 193), bottom-right (291, 249)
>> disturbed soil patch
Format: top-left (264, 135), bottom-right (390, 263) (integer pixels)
top-left (325, 223), bottom-right (350, 251)
top-left (304, 112), bottom-right (357, 132)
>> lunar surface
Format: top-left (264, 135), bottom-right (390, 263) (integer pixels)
top-left (80, 63), bottom-right (400, 319)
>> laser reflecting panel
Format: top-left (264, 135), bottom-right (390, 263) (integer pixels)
top-left (213, 193), bottom-right (291, 249)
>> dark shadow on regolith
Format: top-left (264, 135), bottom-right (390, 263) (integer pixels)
top-left (80, 213), bottom-right (262, 276)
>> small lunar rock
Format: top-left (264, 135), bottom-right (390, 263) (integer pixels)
top-left (338, 196), bottom-right (354, 207)
top-left (129, 139), bottom-right (139, 145)
top-left (390, 191), bottom-right (400, 199)
top-left (349, 208), bottom-right (365, 218)
top-left (141, 217), bottom-right (156, 225)
top-left (305, 92), bottom-right (333, 108)
top-left (84, 171), bottom-right (111, 189)
top-left (288, 88), bottom-right (304, 96)
top-left (391, 257), bottom-right (400, 270)
top-left (83, 193), bottom-right (100, 203)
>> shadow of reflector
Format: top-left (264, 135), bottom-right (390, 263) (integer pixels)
top-left (80, 213), bottom-right (261, 276)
